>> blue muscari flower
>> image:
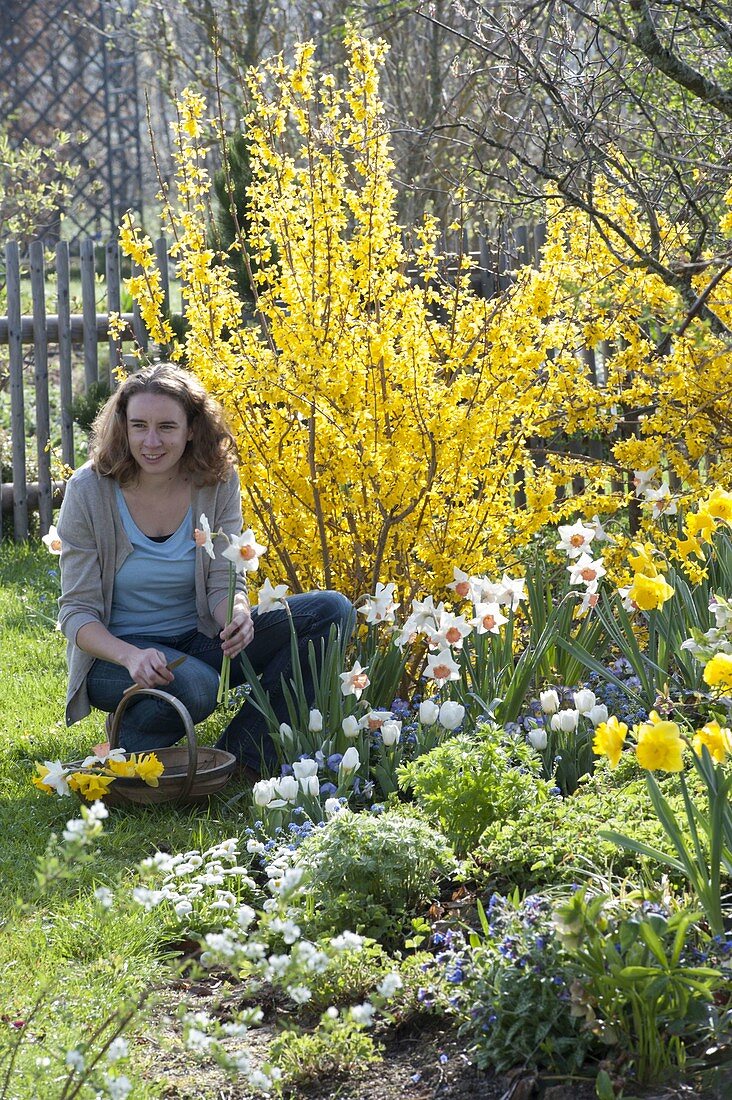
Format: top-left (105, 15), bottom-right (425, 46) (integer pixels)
top-left (432, 932), bottom-right (446, 946)
top-left (370, 803), bottom-right (385, 814)
top-left (446, 966), bottom-right (464, 983)
top-left (291, 806), bottom-right (306, 817)
top-left (550, 786), bottom-right (562, 797)
top-left (438, 1053), bottom-right (449, 1065)
top-left (280, 763), bottom-right (294, 776)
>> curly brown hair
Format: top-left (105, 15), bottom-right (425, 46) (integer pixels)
top-left (89, 363), bottom-right (239, 486)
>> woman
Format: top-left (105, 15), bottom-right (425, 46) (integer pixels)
top-left (57, 362), bottom-right (353, 777)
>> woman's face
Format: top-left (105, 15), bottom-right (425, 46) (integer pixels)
top-left (125, 392), bottom-right (193, 481)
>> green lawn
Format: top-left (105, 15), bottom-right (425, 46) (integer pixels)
top-left (0, 541), bottom-right (255, 1097)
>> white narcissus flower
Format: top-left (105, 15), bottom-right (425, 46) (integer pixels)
top-left (36, 759), bottom-right (71, 797)
top-left (430, 610), bottom-right (472, 650)
top-left (339, 660), bottom-right (370, 699)
top-left (447, 567), bottom-right (473, 599)
top-left (424, 648), bottom-right (461, 685)
top-left (42, 524), bottom-right (62, 555)
top-left (341, 715), bottom-right (360, 738)
top-left (528, 727), bottom-right (548, 750)
top-left (256, 577), bottom-right (289, 614)
top-left (590, 515), bottom-right (615, 544)
top-left (578, 585), bottom-right (600, 615)
top-left (221, 528), bottom-right (267, 573)
top-left (409, 595), bottom-right (445, 631)
top-left (567, 553), bottom-right (606, 587)
top-left (633, 468), bottom-right (657, 495)
top-left (551, 710), bottom-right (579, 733)
top-left (644, 483), bottom-right (678, 520)
top-left (471, 602), bottom-right (508, 635)
top-left (419, 699), bottom-right (440, 725)
top-left (339, 747), bottom-right (360, 774)
top-left (497, 574), bottom-right (526, 609)
top-left (588, 703), bottom-right (609, 727)
top-left (380, 720), bottom-right (402, 747)
top-left (539, 689), bottom-right (560, 714)
top-left (360, 709), bottom-right (393, 730)
top-left (438, 700), bottom-right (465, 730)
top-left (193, 513), bottom-right (215, 559)
top-left (308, 709), bottom-right (323, 732)
top-left (573, 689), bottom-right (596, 715)
top-left (358, 581), bottom-right (400, 624)
top-left (556, 520), bottom-right (596, 558)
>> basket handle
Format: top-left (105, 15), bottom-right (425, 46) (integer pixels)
top-left (107, 687), bottom-right (198, 800)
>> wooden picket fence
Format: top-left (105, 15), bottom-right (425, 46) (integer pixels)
top-left (1, 224), bottom-right (618, 542)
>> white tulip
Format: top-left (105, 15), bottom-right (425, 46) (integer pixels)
top-left (308, 709), bottom-right (323, 732)
top-left (275, 775), bottom-right (298, 802)
top-left (438, 700), bottom-right (466, 730)
top-left (588, 703), bottom-right (609, 727)
top-left (528, 727), bottom-right (548, 750)
top-left (554, 709), bottom-right (579, 733)
top-left (419, 699), bottom-right (440, 725)
top-left (380, 720), bottom-right (402, 747)
top-left (341, 715), bottom-right (360, 738)
top-left (293, 759), bottom-right (318, 780)
top-left (539, 689), bottom-right (560, 714)
top-left (573, 689), bottom-right (596, 715)
top-left (299, 774), bottom-right (320, 797)
top-left (253, 780), bottom-right (275, 807)
top-left (340, 747), bottom-right (360, 774)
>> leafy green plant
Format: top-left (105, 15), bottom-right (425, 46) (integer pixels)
top-left (270, 1016), bottom-right (381, 1087)
top-left (398, 725), bottom-right (547, 857)
top-left (553, 889), bottom-right (722, 1085)
top-left (290, 807), bottom-right (455, 943)
top-left (451, 891), bottom-right (595, 1074)
top-left (470, 760), bottom-right (699, 894)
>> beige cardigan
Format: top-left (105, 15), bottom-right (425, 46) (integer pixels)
top-left (57, 463), bottom-right (246, 725)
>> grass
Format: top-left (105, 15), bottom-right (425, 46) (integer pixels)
top-left (0, 540), bottom-right (258, 1097)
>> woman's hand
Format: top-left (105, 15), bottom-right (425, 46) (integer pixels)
top-left (124, 647), bottom-right (175, 689)
top-left (219, 606), bottom-right (254, 659)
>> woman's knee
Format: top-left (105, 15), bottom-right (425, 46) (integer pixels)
top-left (318, 590), bottom-right (355, 632)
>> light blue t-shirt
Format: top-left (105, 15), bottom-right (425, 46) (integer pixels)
top-left (108, 486), bottom-right (198, 638)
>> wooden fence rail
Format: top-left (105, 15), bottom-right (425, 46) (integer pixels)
top-left (0, 223), bottom-right (561, 542)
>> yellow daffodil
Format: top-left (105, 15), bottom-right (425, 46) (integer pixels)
top-left (703, 652), bottom-right (732, 692)
top-left (635, 712), bottom-right (684, 772)
top-left (68, 772), bottom-right (115, 801)
top-left (627, 572), bottom-right (675, 611)
top-left (686, 509), bottom-right (715, 542)
top-left (134, 753), bottom-right (165, 787)
top-left (107, 758), bottom-right (138, 778)
top-left (705, 487), bottom-right (732, 524)
top-left (675, 533), bottom-right (704, 561)
top-left (693, 719), bottom-right (731, 764)
top-left (627, 543), bottom-right (660, 577)
top-left (592, 716), bottom-right (628, 768)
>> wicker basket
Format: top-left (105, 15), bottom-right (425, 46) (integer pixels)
top-left (99, 686), bottom-right (237, 806)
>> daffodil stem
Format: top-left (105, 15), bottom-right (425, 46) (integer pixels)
top-left (217, 564), bottom-right (236, 707)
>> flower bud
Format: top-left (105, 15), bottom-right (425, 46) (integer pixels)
top-left (341, 715), bottom-right (360, 738)
top-left (308, 708), bottom-right (324, 733)
top-left (528, 727), bottom-right (548, 750)
top-left (339, 747), bottom-right (360, 774)
top-left (588, 703), bottom-right (609, 727)
top-left (380, 720), bottom-right (401, 747)
top-left (438, 700), bottom-right (465, 730)
top-left (419, 699), bottom-right (440, 725)
top-left (573, 689), bottom-right (596, 715)
top-left (540, 689), bottom-right (560, 714)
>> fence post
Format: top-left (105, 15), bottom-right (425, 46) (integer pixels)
top-left (56, 240), bottom-right (75, 468)
top-left (6, 241), bottom-right (28, 540)
top-left (80, 237), bottom-right (99, 387)
top-left (30, 240), bottom-right (53, 534)
top-left (106, 236), bottom-right (122, 383)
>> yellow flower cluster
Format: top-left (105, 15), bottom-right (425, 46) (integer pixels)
top-left (594, 710), bottom-right (731, 772)
top-left (33, 752), bottom-right (165, 802)
top-left (118, 36), bottom-right (732, 598)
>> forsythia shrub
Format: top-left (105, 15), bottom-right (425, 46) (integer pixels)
top-left (120, 33), bottom-right (732, 597)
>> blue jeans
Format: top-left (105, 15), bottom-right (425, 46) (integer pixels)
top-left (86, 591), bottom-right (354, 772)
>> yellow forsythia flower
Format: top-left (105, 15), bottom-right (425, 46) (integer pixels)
top-left (627, 572), bottom-right (675, 610)
top-left (68, 772), bottom-right (115, 801)
top-left (703, 652), bottom-right (732, 692)
top-left (693, 719), bottom-right (731, 764)
top-left (134, 753), bottom-right (164, 787)
top-left (635, 712), bottom-right (684, 772)
top-left (592, 716), bottom-right (628, 768)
